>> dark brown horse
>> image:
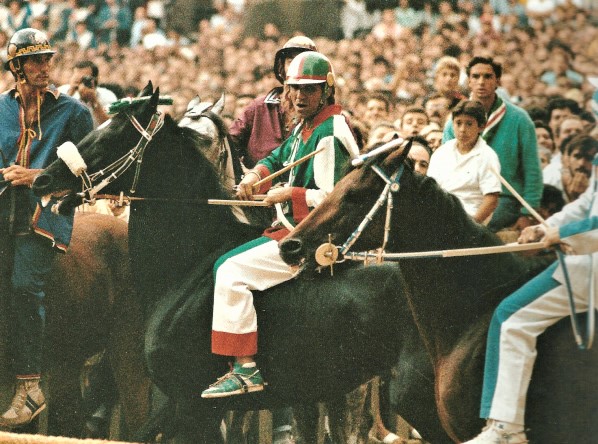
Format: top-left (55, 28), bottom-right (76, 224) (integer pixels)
top-left (279, 147), bottom-right (598, 443)
top-left (0, 212), bottom-right (149, 439)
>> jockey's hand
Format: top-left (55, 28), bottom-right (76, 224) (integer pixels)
top-left (0, 165), bottom-right (42, 187)
top-left (263, 186), bottom-right (293, 206)
top-left (236, 171), bottom-right (260, 200)
top-left (518, 224), bottom-right (545, 244)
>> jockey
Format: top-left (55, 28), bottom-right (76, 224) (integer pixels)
top-left (202, 51), bottom-right (359, 398)
top-left (229, 36), bottom-right (316, 443)
top-left (0, 28), bottom-right (92, 428)
top-left (229, 35), bottom-right (317, 168)
top-left (464, 152), bottom-right (598, 444)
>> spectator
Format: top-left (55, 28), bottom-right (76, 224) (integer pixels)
top-left (58, 60), bottom-right (117, 128)
top-left (1, 0), bottom-right (32, 35)
top-left (129, 6), bottom-right (149, 47)
top-left (397, 105), bottom-right (429, 138)
top-left (534, 120), bottom-right (555, 153)
top-left (556, 134), bottom-right (598, 202)
top-left (367, 121), bottom-right (396, 148)
top-left (94, 0), bottom-right (132, 47)
top-left (431, 56), bottom-right (466, 108)
top-left (407, 135), bottom-right (433, 176)
top-left (443, 56), bottom-right (543, 233)
top-left (429, 100), bottom-right (502, 224)
top-left (141, 17), bottom-right (168, 49)
top-left (371, 8), bottom-right (404, 41)
top-left (340, 0), bottom-right (378, 39)
top-left (66, 20), bottom-right (96, 49)
top-left (421, 125), bottom-right (443, 152)
top-left (363, 93), bottom-right (392, 130)
top-left (540, 47), bottom-right (584, 88)
top-left (364, 55), bottom-right (394, 91)
top-left (424, 92), bottom-right (451, 127)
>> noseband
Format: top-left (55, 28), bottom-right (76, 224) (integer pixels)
top-left (57, 111), bottom-right (164, 206)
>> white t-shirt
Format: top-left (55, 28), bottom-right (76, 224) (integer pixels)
top-left (543, 152), bottom-right (563, 191)
top-left (428, 137), bottom-right (502, 218)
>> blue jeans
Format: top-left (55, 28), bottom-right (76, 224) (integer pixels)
top-left (0, 228), bottom-right (56, 377)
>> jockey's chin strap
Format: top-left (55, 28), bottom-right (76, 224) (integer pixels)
top-left (314, 163), bottom-right (404, 269)
top-left (57, 111), bottom-right (164, 208)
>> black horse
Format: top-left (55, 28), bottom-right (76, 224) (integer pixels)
top-left (279, 146), bottom-right (598, 443)
top-left (32, 84), bottom-right (450, 443)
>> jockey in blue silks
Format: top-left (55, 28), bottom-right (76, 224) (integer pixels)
top-left (465, 150), bottom-right (598, 444)
top-left (0, 28), bottom-right (92, 428)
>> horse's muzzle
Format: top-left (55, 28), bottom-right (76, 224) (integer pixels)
top-left (279, 238), bottom-right (305, 266)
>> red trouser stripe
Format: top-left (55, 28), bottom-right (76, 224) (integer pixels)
top-left (212, 330), bottom-right (258, 357)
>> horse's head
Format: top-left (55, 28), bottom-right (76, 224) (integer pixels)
top-left (178, 92), bottom-right (233, 182)
top-left (33, 82), bottom-right (167, 212)
top-left (280, 142), bottom-right (415, 270)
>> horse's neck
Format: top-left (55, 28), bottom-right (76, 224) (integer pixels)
top-left (127, 136), bottom-right (257, 289)
top-left (396, 178), bottom-right (530, 358)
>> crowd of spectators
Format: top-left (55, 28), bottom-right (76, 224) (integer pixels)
top-left (0, 1), bottom-right (594, 122)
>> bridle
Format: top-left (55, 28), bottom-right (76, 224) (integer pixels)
top-left (314, 162), bottom-right (405, 269)
top-left (57, 110), bottom-right (165, 206)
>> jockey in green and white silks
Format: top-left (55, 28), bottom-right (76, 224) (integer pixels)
top-left (465, 152), bottom-right (598, 444)
top-left (203, 51), bottom-right (359, 398)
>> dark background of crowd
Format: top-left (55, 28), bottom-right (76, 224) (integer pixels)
top-left (0, 0), bottom-right (596, 131)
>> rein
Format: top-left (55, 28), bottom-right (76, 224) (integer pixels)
top-left (315, 163), bottom-right (547, 268)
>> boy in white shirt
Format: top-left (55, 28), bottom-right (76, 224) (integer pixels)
top-left (428, 100), bottom-right (501, 224)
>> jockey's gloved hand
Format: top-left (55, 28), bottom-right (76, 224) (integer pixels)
top-left (237, 170), bottom-right (260, 200)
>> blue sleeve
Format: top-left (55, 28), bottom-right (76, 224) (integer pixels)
top-left (70, 106), bottom-right (93, 143)
top-left (560, 216), bottom-right (598, 239)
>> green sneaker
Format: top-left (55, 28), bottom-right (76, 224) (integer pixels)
top-left (201, 363), bottom-right (265, 398)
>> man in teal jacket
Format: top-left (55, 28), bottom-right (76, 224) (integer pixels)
top-left (202, 51), bottom-right (359, 398)
top-left (443, 56), bottom-right (543, 233)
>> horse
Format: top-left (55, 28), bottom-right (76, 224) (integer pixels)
top-left (0, 212), bottom-right (149, 439)
top-left (31, 83), bottom-right (451, 443)
top-left (278, 146), bottom-right (598, 443)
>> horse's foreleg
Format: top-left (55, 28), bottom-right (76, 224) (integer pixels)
top-left (108, 287), bottom-right (150, 439)
top-left (294, 402), bottom-right (322, 444)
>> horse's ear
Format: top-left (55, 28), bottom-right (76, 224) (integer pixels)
top-left (212, 92), bottom-right (226, 115)
top-left (187, 96), bottom-right (201, 113)
top-left (139, 81), bottom-right (153, 98)
top-left (401, 138), bottom-right (413, 161)
top-left (382, 138), bottom-right (413, 169)
top-left (149, 87), bottom-right (160, 112)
